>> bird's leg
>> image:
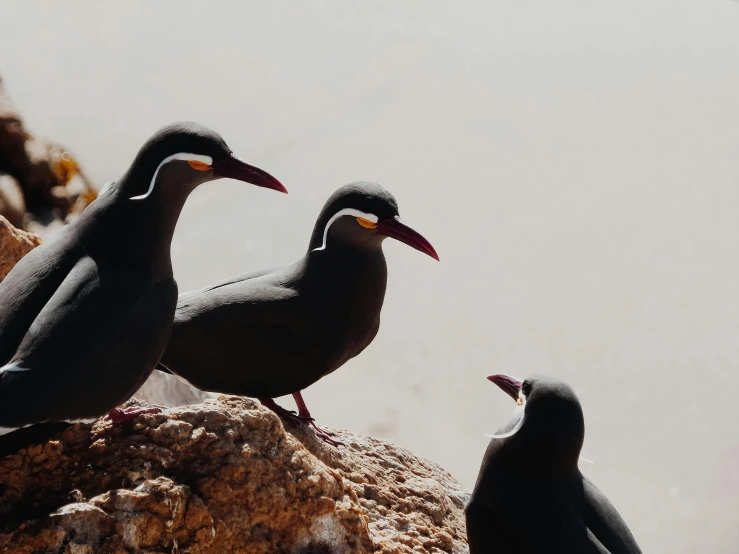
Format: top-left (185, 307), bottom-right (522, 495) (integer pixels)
top-left (107, 406), bottom-right (162, 424)
top-left (292, 391), bottom-right (343, 446)
top-left (259, 396), bottom-right (342, 447)
top-left (258, 398), bottom-right (312, 422)
top-left (292, 391), bottom-right (315, 421)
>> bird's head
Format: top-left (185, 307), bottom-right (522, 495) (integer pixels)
top-left (115, 121), bottom-right (286, 201)
top-left (309, 181), bottom-right (438, 260)
top-left (486, 374), bottom-right (585, 472)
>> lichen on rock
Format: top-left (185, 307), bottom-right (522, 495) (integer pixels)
top-left (0, 397), bottom-right (469, 553)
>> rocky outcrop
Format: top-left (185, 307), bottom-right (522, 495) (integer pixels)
top-left (0, 397), bottom-right (469, 553)
top-left (0, 175), bottom-right (25, 229)
top-left (0, 75), bottom-right (97, 229)
top-left (0, 81), bottom-right (469, 553)
top-left (0, 215), bottom-right (41, 282)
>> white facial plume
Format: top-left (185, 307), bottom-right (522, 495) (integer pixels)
top-left (312, 208), bottom-right (379, 252)
top-left (486, 387), bottom-right (527, 439)
top-left (129, 153), bottom-right (213, 201)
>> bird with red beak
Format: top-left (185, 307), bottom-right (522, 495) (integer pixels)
top-left (0, 122), bottom-right (287, 453)
top-left (156, 181), bottom-right (438, 445)
top-left (465, 374), bottom-right (643, 554)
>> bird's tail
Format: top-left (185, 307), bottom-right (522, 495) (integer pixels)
top-left (0, 422), bottom-right (72, 459)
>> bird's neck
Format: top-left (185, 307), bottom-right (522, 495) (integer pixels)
top-left (475, 439), bottom-right (582, 498)
top-left (302, 243), bottom-right (388, 303)
top-left (498, 435), bottom-right (582, 479)
top-left (84, 183), bottom-right (194, 278)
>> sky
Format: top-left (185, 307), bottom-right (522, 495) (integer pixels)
top-left (2, 2), bottom-right (739, 552)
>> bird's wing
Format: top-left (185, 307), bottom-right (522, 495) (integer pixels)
top-left (177, 267), bottom-right (279, 302)
top-left (582, 475), bottom-right (643, 554)
top-left (161, 270), bottom-right (317, 396)
top-left (468, 491), bottom-right (610, 554)
top-left (173, 272), bottom-right (303, 338)
top-left (8, 255), bottom-right (152, 369)
top-left (0, 255), bottom-right (169, 426)
top-left (0, 229), bottom-right (82, 366)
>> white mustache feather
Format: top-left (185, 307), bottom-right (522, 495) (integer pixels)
top-left (485, 402), bottom-right (526, 439)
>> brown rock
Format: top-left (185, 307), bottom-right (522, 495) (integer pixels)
top-left (0, 78), bottom-right (59, 214)
top-left (0, 174), bottom-right (25, 228)
top-left (0, 215), bottom-right (41, 282)
top-left (0, 397), bottom-right (470, 553)
top-left (0, 75), bottom-right (97, 224)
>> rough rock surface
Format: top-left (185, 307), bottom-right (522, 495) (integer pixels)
top-left (0, 215), bottom-right (41, 282)
top-left (0, 174), bottom-right (25, 228)
top-left (0, 397), bottom-right (470, 553)
top-left (0, 75), bottom-right (97, 228)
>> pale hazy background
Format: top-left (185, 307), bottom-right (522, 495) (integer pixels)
top-left (2, 2), bottom-right (738, 552)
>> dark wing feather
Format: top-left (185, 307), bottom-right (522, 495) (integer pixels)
top-left (161, 269), bottom-right (317, 397)
top-left (0, 230), bottom-right (81, 365)
top-left (0, 255), bottom-right (175, 426)
top-left (582, 475), bottom-right (642, 554)
top-left (177, 267), bottom-right (279, 302)
top-left (467, 473), bottom-right (610, 554)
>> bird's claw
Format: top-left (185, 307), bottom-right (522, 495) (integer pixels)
top-left (286, 412), bottom-right (315, 424)
top-left (281, 411), bottom-right (341, 446)
top-left (308, 421), bottom-right (344, 446)
top-left (259, 398), bottom-right (339, 446)
top-left (271, 405), bottom-right (311, 423)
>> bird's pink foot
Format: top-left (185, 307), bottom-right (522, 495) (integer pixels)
top-left (306, 420), bottom-right (343, 446)
top-left (258, 398), bottom-right (313, 423)
top-left (259, 396), bottom-right (343, 446)
top-left (107, 406), bottom-right (162, 424)
top-left (293, 391), bottom-right (344, 446)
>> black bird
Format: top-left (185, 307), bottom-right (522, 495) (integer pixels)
top-left (0, 122), bottom-right (286, 442)
top-left (466, 374), bottom-right (642, 554)
top-left (157, 182), bottom-right (438, 444)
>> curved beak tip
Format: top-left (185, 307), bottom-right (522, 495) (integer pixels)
top-left (487, 374), bottom-right (523, 402)
top-left (213, 154), bottom-right (287, 194)
top-left (376, 217), bottom-right (439, 261)
top-left (273, 182), bottom-right (289, 194)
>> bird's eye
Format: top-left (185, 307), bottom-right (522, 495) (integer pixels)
top-left (522, 381), bottom-right (532, 396)
top-left (188, 160), bottom-right (212, 171)
top-left (356, 217), bottom-right (377, 229)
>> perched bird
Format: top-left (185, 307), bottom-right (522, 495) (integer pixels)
top-left (157, 181), bottom-right (438, 444)
top-left (0, 122), bottom-right (286, 444)
top-left (466, 374), bottom-right (642, 554)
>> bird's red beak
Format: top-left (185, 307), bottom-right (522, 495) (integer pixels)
top-left (212, 153), bottom-right (287, 193)
top-left (487, 374), bottom-right (522, 402)
top-left (375, 216), bottom-right (439, 261)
